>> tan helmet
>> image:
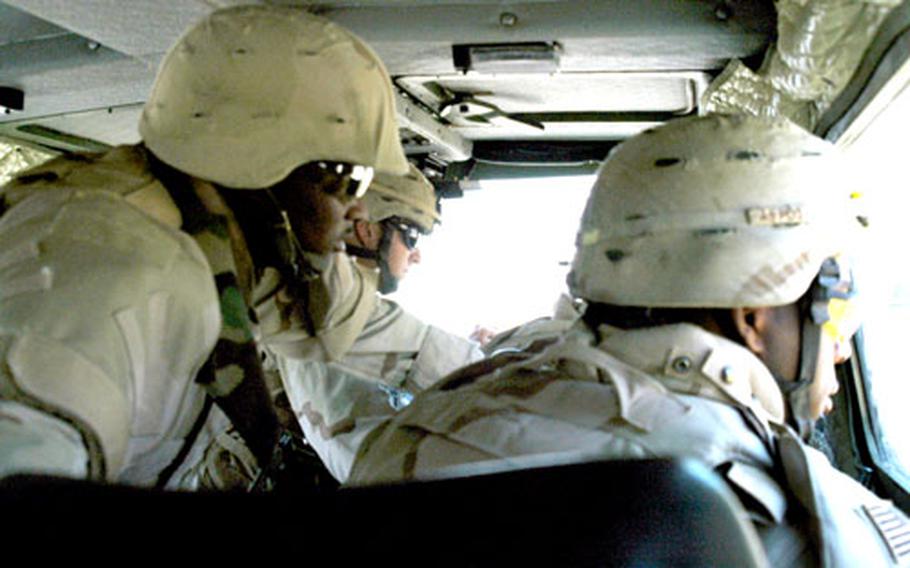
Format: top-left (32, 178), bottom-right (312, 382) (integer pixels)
top-left (569, 114), bottom-right (861, 308)
top-left (361, 163), bottom-right (441, 233)
top-left (139, 5), bottom-right (408, 189)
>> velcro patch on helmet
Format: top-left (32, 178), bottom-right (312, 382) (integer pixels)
top-left (746, 205), bottom-right (804, 226)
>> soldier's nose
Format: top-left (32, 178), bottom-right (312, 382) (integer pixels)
top-left (834, 338), bottom-right (853, 364)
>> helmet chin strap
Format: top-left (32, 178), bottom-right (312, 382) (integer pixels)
top-left (775, 319), bottom-right (822, 440)
top-left (346, 224), bottom-right (399, 294)
top-left (774, 255), bottom-right (853, 441)
top-left (264, 190), bottom-right (318, 282)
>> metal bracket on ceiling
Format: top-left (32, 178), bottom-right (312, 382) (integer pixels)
top-left (395, 91), bottom-right (473, 162)
top-left (0, 87), bottom-right (25, 115)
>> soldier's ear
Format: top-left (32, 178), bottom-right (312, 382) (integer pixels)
top-left (730, 307), bottom-right (772, 356)
top-left (353, 219), bottom-right (382, 250)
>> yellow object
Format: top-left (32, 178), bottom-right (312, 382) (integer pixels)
top-left (823, 297), bottom-right (860, 343)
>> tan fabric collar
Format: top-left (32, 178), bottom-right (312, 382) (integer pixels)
top-left (257, 257), bottom-right (379, 362)
top-left (597, 323), bottom-right (785, 424)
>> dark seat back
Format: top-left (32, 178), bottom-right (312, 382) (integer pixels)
top-left (1, 457), bottom-right (768, 566)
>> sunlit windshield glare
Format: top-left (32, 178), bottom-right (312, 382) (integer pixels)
top-left (392, 175), bottom-right (594, 338)
top-left (843, 78), bottom-right (910, 482)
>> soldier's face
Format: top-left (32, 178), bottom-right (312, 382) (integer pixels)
top-left (806, 312), bottom-right (858, 419)
top-left (384, 226), bottom-right (421, 281)
top-left (272, 167), bottom-right (363, 254)
top-left (761, 303), bottom-right (857, 420)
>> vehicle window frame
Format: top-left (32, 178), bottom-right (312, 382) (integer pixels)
top-left (821, 2), bottom-right (910, 507)
top-left (849, 331), bottom-right (910, 510)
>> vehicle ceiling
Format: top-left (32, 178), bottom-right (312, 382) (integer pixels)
top-left (0, 1), bottom-right (777, 182)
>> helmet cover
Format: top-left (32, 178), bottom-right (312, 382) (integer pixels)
top-left (569, 114), bottom-right (861, 308)
top-left (140, 5), bottom-right (408, 189)
top-left (362, 163), bottom-right (440, 233)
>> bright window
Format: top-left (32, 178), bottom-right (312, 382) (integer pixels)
top-left (392, 175), bottom-right (594, 339)
top-left (841, 62), bottom-right (910, 487)
top-left (0, 138), bottom-right (55, 186)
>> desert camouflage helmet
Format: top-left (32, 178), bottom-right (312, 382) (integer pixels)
top-left (139, 5), bottom-right (408, 189)
top-left (569, 114), bottom-right (861, 308)
top-left (362, 163), bottom-right (441, 233)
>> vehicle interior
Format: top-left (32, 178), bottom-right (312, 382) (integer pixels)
top-left (2, 0), bottom-right (910, 559)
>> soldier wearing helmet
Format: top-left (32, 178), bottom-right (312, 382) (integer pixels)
top-left (349, 115), bottom-right (907, 566)
top-left (348, 164), bottom-right (441, 294)
top-left (0, 5), bottom-right (407, 488)
top-left (199, 165), bottom-right (484, 485)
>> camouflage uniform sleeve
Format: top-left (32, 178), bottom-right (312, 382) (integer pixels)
top-left (0, 188), bottom-right (220, 482)
top-left (778, 431), bottom-right (910, 566)
top-left (0, 400), bottom-right (89, 478)
top-left (408, 325), bottom-right (485, 390)
top-left (277, 356), bottom-right (397, 483)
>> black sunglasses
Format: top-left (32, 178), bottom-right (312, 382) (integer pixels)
top-left (384, 217), bottom-right (421, 250)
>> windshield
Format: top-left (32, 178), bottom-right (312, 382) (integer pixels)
top-left (842, 66), bottom-right (910, 488)
top-left (394, 175), bottom-right (594, 338)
